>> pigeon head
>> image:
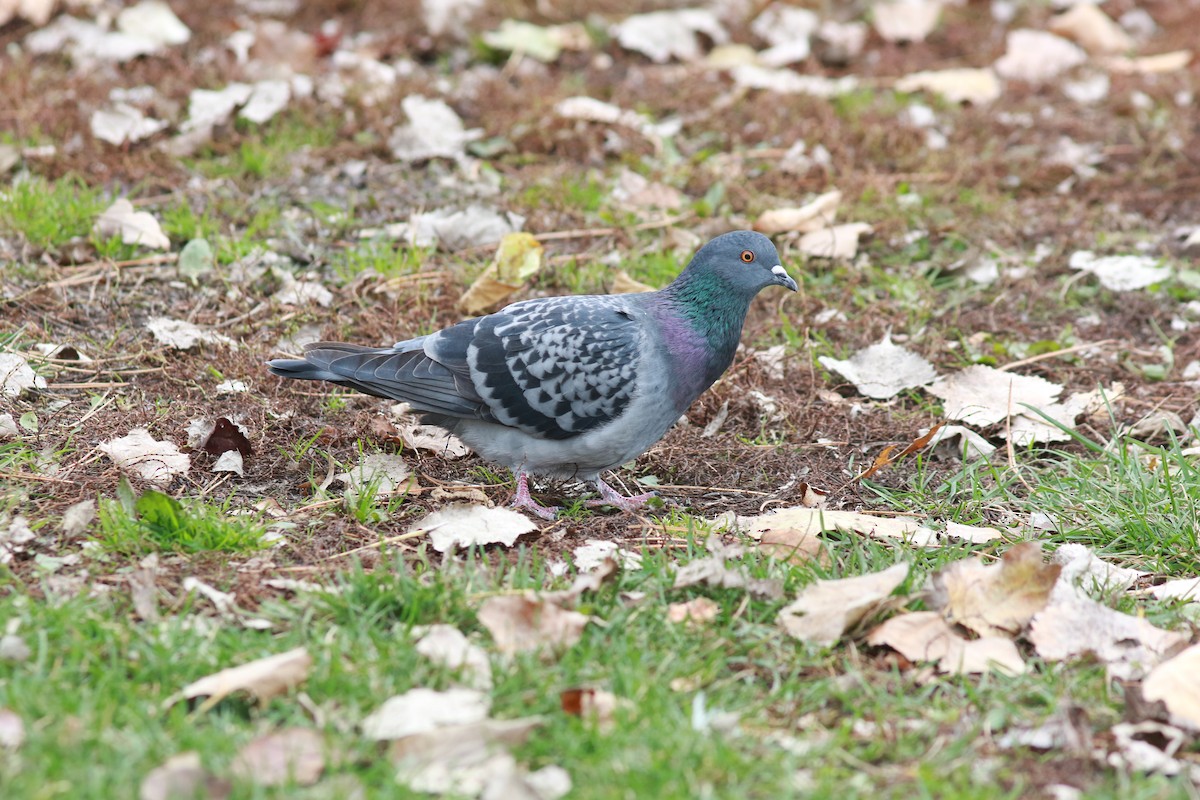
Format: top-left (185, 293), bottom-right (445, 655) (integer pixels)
top-left (682, 230), bottom-right (797, 296)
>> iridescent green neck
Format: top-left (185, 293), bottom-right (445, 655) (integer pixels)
top-left (661, 270), bottom-right (751, 358)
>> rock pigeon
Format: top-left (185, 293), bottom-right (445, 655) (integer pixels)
top-left (269, 230), bottom-right (796, 519)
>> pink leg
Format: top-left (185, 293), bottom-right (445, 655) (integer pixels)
top-left (509, 471), bottom-right (560, 521)
top-left (586, 476), bottom-right (657, 512)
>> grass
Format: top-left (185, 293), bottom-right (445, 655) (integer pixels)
top-left (0, 175), bottom-right (109, 251)
top-left (2, 535), bottom-right (1194, 798)
top-left (94, 484), bottom-right (268, 555)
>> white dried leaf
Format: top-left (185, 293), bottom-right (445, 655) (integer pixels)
top-left (90, 104), bottom-right (168, 145)
top-left (93, 198), bottom-right (170, 250)
top-left (215, 380), bottom-right (248, 394)
top-left (925, 424), bottom-right (996, 458)
top-left (212, 450), bottom-right (244, 476)
top-left (753, 190), bottom-right (841, 234)
top-left (393, 718), bottom-right (544, 796)
top-left (873, 0), bottom-right (942, 43)
top-left (1029, 580), bottom-right (1188, 679)
top-left (98, 429), bottom-right (190, 486)
top-left (611, 9), bottom-right (727, 63)
top-left (26, 15), bottom-right (163, 63)
top-left (421, 0), bottom-right (483, 37)
top-left (731, 65), bottom-right (858, 97)
top-left (818, 336), bottom-right (937, 399)
top-left (394, 422), bottom-right (471, 459)
top-left (412, 504), bottom-right (536, 552)
top-left (272, 275), bottom-right (333, 307)
top-left (408, 205), bottom-right (525, 251)
top-left (1143, 644), bottom-right (1200, 730)
top-left (477, 594), bottom-right (592, 656)
top-left (868, 611), bottom-right (1027, 675)
top-left (239, 79), bottom-right (292, 125)
top-left (0, 708), bottom-right (24, 749)
top-left (1102, 50), bottom-right (1192, 75)
top-left (927, 365), bottom-right (1062, 427)
top-left (0, 414), bottom-right (17, 439)
top-left (554, 96), bottom-right (680, 142)
top-left (751, 4), bottom-right (817, 66)
top-left (1069, 251), bottom-right (1170, 291)
top-left (415, 624), bottom-right (493, 690)
top-left (167, 647), bottom-right (311, 710)
top-left (362, 688), bottom-right (490, 740)
top-left (572, 539), bottom-right (643, 571)
top-left (116, 0), bottom-right (191, 47)
top-left (1048, 2), bottom-right (1133, 55)
top-left (732, 506), bottom-right (939, 548)
top-left (183, 576), bottom-right (239, 617)
top-left (797, 222), bottom-right (873, 259)
top-left (1149, 577), bottom-right (1200, 603)
top-left (1053, 543), bottom-right (1147, 596)
top-left (994, 30), bottom-right (1087, 83)
top-left (944, 521), bottom-right (1003, 543)
top-left (146, 317), bottom-right (236, 350)
top-left (61, 499), bottom-right (97, 537)
top-left (0, 353), bottom-right (46, 397)
top-left (895, 68), bottom-right (1002, 104)
top-left (778, 563), bottom-right (909, 646)
top-left (180, 83), bottom-right (254, 132)
top-left (390, 95), bottom-right (482, 162)
top-left (230, 728), bottom-right (324, 787)
top-left (335, 453), bottom-right (412, 500)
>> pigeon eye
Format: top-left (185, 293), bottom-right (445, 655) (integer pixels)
top-left (740, 250), bottom-right (755, 263)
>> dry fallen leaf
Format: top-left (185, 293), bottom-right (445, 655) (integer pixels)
top-left (993, 29), bottom-right (1087, 83)
top-left (167, 647), bottom-right (311, 712)
top-left (930, 542), bottom-right (1061, 638)
top-left (753, 190), bottom-right (841, 234)
top-left (335, 453), bottom-right (416, 505)
top-left (363, 688), bottom-right (490, 741)
top-left (146, 317), bottom-right (237, 350)
top-left (0, 353), bottom-right (46, 397)
top-left (94, 198), bottom-right (170, 250)
top-left (1102, 50), bottom-right (1192, 75)
top-left (139, 752), bottom-right (231, 800)
top-left (460, 233), bottom-right (544, 314)
top-left (867, 611), bottom-right (1027, 675)
top-left (927, 365), bottom-right (1063, 427)
top-left (413, 504), bottom-right (537, 553)
top-left (415, 624), bottom-right (493, 690)
top-left (0, 708), bottom-right (24, 749)
top-left (1069, 251), bottom-right (1170, 292)
top-left (477, 594), bottom-right (592, 656)
top-left (230, 728), bottom-right (324, 787)
top-left (1149, 576), bottom-right (1200, 603)
top-left (734, 506), bottom-right (938, 548)
top-left (818, 335), bottom-right (937, 400)
top-left (1048, 3), bottom-right (1133, 55)
top-left (99, 429), bottom-right (191, 486)
top-left (667, 597), bottom-right (720, 626)
top-left (390, 717), bottom-right (547, 797)
top-left (778, 563), bottom-right (909, 646)
top-left (944, 521), bottom-right (1004, 544)
top-left (797, 222), bottom-right (873, 259)
top-left (389, 95), bottom-right (482, 162)
top-left (872, 0), bottom-right (942, 44)
top-left (1142, 644), bottom-right (1200, 730)
top-left (610, 9), bottom-right (726, 63)
top-left (560, 687), bottom-right (627, 733)
top-left (394, 422), bottom-right (471, 459)
top-left (610, 270), bottom-right (656, 294)
top-left (1029, 580), bottom-right (1188, 679)
top-left (571, 539), bottom-right (643, 571)
top-left (673, 553), bottom-right (783, 599)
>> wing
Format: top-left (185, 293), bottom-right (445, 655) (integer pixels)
top-left (427, 296), bottom-right (644, 441)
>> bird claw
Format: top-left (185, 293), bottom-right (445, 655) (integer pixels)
top-left (510, 471), bottom-right (560, 520)
top-left (587, 478), bottom-right (658, 513)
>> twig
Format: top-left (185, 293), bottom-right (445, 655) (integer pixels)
top-left (999, 340), bottom-right (1116, 372)
top-left (0, 470), bottom-right (73, 484)
top-left (322, 526), bottom-right (437, 560)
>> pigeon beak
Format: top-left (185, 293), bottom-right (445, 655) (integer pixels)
top-left (771, 264), bottom-right (798, 292)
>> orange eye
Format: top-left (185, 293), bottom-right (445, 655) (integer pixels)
top-left (740, 250), bottom-right (755, 263)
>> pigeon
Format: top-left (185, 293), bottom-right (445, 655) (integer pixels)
top-left (269, 230), bottom-right (796, 519)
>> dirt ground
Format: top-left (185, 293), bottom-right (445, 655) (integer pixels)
top-left (3, 1), bottom-right (1200, 579)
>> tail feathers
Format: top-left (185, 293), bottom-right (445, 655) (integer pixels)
top-left (268, 341), bottom-right (485, 418)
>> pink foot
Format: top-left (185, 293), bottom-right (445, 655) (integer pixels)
top-left (586, 477), bottom-right (658, 513)
top-left (509, 471), bottom-right (559, 521)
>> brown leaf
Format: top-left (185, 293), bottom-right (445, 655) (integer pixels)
top-left (867, 611), bottom-right (1027, 675)
top-left (778, 563), bottom-right (909, 646)
top-left (459, 233), bottom-right (543, 315)
top-left (166, 647), bottom-right (311, 712)
top-left (666, 597), bottom-right (720, 626)
top-left (139, 752), bottom-right (231, 800)
top-left (930, 542), bottom-right (1061, 637)
top-left (673, 553), bottom-right (783, 599)
top-left (202, 418), bottom-right (252, 457)
top-left (477, 595), bottom-right (591, 656)
top-left (611, 270), bottom-right (656, 294)
top-left (560, 687), bottom-right (626, 732)
top-left (230, 728), bottom-right (324, 787)
top-left (1142, 643), bottom-right (1200, 730)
